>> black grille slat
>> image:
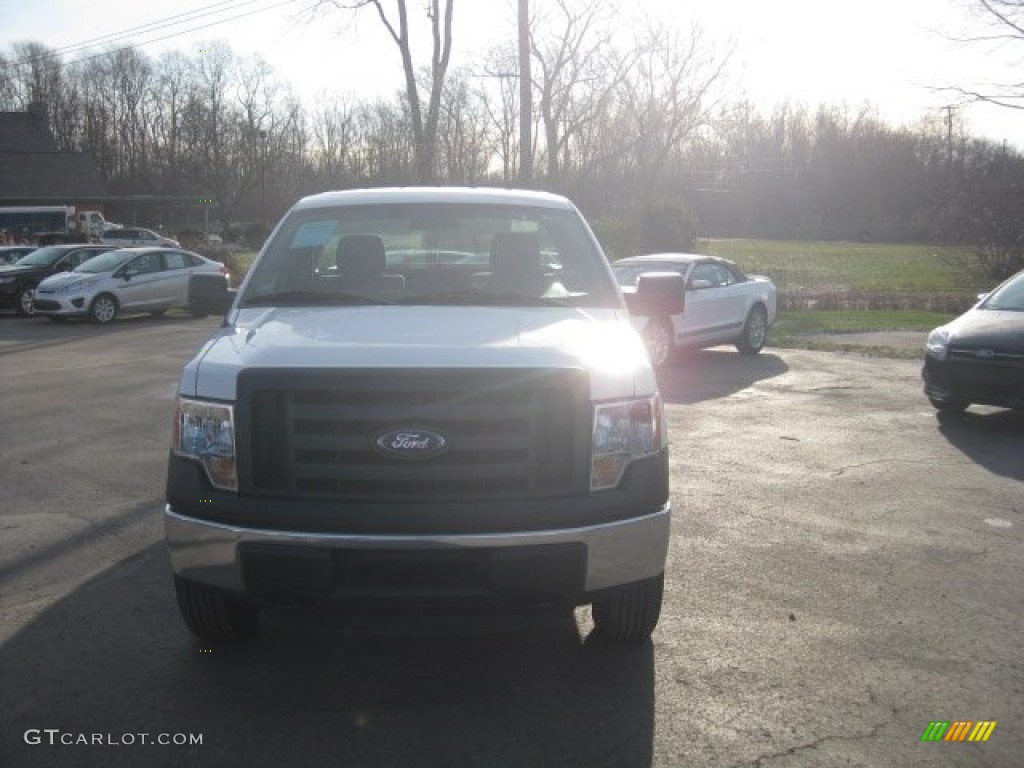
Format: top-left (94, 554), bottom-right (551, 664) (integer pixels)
top-left (239, 368), bottom-right (588, 501)
top-left (292, 459), bottom-right (528, 482)
top-left (289, 402), bottom-right (533, 422)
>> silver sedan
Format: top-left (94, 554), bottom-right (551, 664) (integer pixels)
top-left (32, 247), bottom-right (228, 323)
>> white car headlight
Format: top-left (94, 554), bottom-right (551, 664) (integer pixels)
top-left (925, 328), bottom-right (950, 361)
top-left (173, 398), bottom-right (237, 491)
top-left (55, 279), bottom-right (95, 294)
top-left (591, 395), bottom-right (663, 491)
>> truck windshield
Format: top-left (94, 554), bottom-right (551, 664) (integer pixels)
top-left (241, 202), bottom-right (619, 309)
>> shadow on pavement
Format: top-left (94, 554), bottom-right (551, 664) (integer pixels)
top-left (936, 407), bottom-right (1024, 480)
top-left (656, 347), bottom-right (789, 405)
top-left (0, 313), bottom-right (217, 357)
top-left (1, 543), bottom-right (655, 768)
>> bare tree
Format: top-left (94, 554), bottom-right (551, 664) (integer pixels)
top-left (479, 45), bottom-right (524, 183)
top-left (943, 0), bottom-right (1024, 109)
top-left (529, 0), bottom-right (633, 188)
top-left (313, 0), bottom-right (454, 182)
top-left (436, 70), bottom-right (492, 182)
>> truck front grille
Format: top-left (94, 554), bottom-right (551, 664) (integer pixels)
top-left (238, 368), bottom-right (590, 501)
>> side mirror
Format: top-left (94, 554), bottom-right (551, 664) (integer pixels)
top-left (623, 271), bottom-right (686, 317)
top-left (122, 269), bottom-right (137, 281)
top-left (189, 273), bottom-right (235, 316)
top-left (689, 278), bottom-right (714, 290)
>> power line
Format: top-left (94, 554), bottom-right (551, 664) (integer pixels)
top-left (32, 0), bottom-right (258, 60)
top-left (2, 0), bottom-right (302, 71)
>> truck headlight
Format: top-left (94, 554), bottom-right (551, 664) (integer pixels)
top-left (925, 327), bottom-right (950, 361)
top-left (591, 395), bottom-right (663, 491)
top-left (173, 398), bottom-right (237, 491)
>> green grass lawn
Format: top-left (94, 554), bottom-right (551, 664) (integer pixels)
top-left (772, 310), bottom-right (950, 335)
top-left (696, 238), bottom-right (975, 294)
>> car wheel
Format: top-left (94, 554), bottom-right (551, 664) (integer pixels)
top-left (15, 286), bottom-right (36, 316)
top-left (929, 396), bottom-right (969, 414)
top-left (89, 294), bottom-right (119, 324)
top-left (643, 319), bottom-right (673, 368)
top-left (591, 573), bottom-right (664, 643)
top-left (174, 576), bottom-right (260, 642)
top-left (736, 304), bottom-right (768, 355)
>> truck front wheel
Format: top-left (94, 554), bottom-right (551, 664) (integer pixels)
top-left (591, 573), bottom-right (664, 643)
top-left (174, 576), bottom-right (260, 642)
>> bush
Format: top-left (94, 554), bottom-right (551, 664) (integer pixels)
top-left (640, 200), bottom-right (698, 253)
top-left (589, 200), bottom-right (700, 259)
top-left (177, 229), bottom-right (204, 250)
top-left (588, 216), bottom-right (635, 260)
top-left (243, 223), bottom-right (268, 249)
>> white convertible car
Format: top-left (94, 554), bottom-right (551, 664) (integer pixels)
top-left (613, 253), bottom-right (778, 366)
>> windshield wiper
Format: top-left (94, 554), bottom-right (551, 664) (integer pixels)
top-left (241, 290), bottom-right (396, 307)
top-left (409, 290), bottom-right (570, 307)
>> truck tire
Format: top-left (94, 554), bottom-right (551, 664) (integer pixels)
top-left (174, 576), bottom-right (260, 642)
top-left (591, 572), bottom-right (664, 643)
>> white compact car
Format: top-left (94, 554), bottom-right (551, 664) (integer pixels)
top-left (33, 247), bottom-right (227, 323)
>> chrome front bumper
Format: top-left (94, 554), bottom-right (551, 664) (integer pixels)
top-left (164, 503), bottom-right (671, 595)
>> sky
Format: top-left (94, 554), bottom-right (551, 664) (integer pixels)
top-left (2, 0), bottom-right (1023, 148)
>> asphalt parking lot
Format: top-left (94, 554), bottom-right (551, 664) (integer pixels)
top-left (1, 313), bottom-right (1021, 767)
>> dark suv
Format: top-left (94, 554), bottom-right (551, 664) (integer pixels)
top-left (0, 244), bottom-right (117, 315)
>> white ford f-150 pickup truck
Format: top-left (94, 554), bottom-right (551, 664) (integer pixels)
top-left (165, 187), bottom-right (683, 644)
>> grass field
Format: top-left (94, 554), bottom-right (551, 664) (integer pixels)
top-left (692, 239), bottom-right (982, 345)
top-left (696, 239), bottom-right (976, 294)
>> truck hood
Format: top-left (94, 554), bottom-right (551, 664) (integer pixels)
top-left (181, 305), bottom-right (655, 401)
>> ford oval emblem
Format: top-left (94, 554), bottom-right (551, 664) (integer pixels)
top-left (373, 428), bottom-right (449, 460)
top-left (975, 348), bottom-right (996, 360)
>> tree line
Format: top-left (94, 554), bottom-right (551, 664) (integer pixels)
top-left (1, 0), bottom-right (1022, 276)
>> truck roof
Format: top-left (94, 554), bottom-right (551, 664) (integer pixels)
top-left (292, 187), bottom-right (575, 211)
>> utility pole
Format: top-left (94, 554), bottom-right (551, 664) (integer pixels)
top-left (945, 105), bottom-right (957, 208)
top-left (518, 0), bottom-right (533, 185)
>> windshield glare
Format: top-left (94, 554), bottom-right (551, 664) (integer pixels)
top-left (241, 202), bottom-right (617, 308)
top-left (981, 272), bottom-right (1024, 311)
top-left (74, 250), bottom-right (128, 274)
top-left (13, 247), bottom-right (64, 267)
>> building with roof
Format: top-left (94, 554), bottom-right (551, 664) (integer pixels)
top-left (0, 106), bottom-right (109, 205)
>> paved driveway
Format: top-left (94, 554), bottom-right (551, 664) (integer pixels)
top-left (1, 316), bottom-right (1021, 767)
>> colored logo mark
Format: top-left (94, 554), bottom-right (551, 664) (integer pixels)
top-left (921, 721), bottom-right (997, 742)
